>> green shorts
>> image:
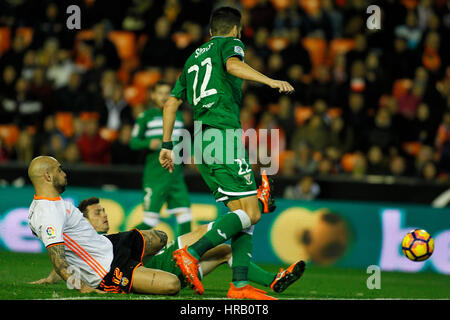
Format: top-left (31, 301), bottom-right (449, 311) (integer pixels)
top-left (194, 126), bottom-right (257, 205)
top-left (144, 237), bottom-right (203, 288)
top-left (142, 167), bottom-right (191, 214)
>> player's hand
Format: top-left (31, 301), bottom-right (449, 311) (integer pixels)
top-left (79, 283), bottom-right (106, 294)
top-left (29, 278), bottom-right (53, 285)
top-left (268, 79), bottom-right (295, 94)
top-left (159, 148), bottom-right (174, 173)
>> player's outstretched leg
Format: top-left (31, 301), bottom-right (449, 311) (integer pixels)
top-left (172, 246), bottom-right (204, 294)
top-left (257, 170), bottom-right (276, 214)
top-left (227, 283), bottom-right (277, 300)
top-left (270, 260), bottom-right (306, 293)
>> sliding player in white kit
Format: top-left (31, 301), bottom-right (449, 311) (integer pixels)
top-left (27, 156), bottom-right (180, 295)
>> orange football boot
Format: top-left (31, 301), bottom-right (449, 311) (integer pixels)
top-left (227, 283), bottom-right (278, 300)
top-left (270, 260), bottom-right (306, 293)
top-left (172, 246), bottom-right (204, 294)
top-left (257, 170), bottom-right (276, 213)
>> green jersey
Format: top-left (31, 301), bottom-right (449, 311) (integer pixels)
top-left (130, 106), bottom-right (185, 176)
top-left (171, 36), bottom-right (246, 129)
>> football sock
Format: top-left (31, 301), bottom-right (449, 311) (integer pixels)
top-left (188, 210), bottom-right (251, 260)
top-left (248, 262), bottom-right (276, 287)
top-left (142, 211), bottom-right (159, 228)
top-left (231, 228), bottom-right (253, 288)
top-left (176, 210), bottom-right (192, 236)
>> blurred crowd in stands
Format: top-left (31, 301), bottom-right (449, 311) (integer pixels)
top-left (0, 0), bottom-right (450, 186)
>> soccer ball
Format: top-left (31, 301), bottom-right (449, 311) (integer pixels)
top-left (402, 229), bottom-right (434, 261)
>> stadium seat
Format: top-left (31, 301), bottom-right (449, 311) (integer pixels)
top-left (99, 127), bottom-right (118, 142)
top-left (403, 141), bottom-right (421, 156)
top-left (124, 85), bottom-right (147, 106)
top-left (240, 0), bottom-right (259, 9)
top-left (328, 38), bottom-right (355, 65)
top-left (0, 124), bottom-right (20, 148)
top-left (328, 107), bottom-right (342, 119)
top-left (294, 106), bottom-right (313, 126)
top-left (267, 36), bottom-right (289, 52)
top-left (75, 29), bottom-right (94, 48)
top-left (279, 150), bottom-right (295, 172)
top-left (302, 37), bottom-right (327, 67)
top-left (0, 27), bottom-right (11, 56)
top-left (108, 31), bottom-right (136, 60)
top-left (133, 70), bottom-right (162, 89)
top-left (299, 0), bottom-right (321, 15)
top-left (15, 27), bottom-right (34, 47)
top-left (55, 112), bottom-right (74, 138)
top-left (392, 79), bottom-right (413, 98)
top-left (270, 0), bottom-right (292, 11)
top-left (341, 153), bottom-right (356, 173)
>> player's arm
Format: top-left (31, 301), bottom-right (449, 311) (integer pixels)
top-left (130, 117), bottom-right (161, 151)
top-left (46, 244), bottom-right (104, 294)
top-left (226, 57), bottom-right (294, 93)
top-left (159, 96), bottom-right (183, 173)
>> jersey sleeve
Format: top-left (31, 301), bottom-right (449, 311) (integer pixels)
top-left (222, 38), bottom-right (245, 64)
top-left (171, 68), bottom-right (187, 101)
top-left (34, 204), bottom-right (65, 248)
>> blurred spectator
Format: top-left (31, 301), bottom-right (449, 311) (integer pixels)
top-left (420, 161), bottom-right (438, 181)
top-left (328, 116), bottom-right (354, 153)
top-left (46, 50), bottom-right (79, 89)
top-left (12, 129), bottom-right (34, 163)
top-left (395, 11), bottom-right (423, 51)
top-left (0, 33), bottom-right (27, 74)
top-left (76, 115), bottom-right (110, 164)
top-left (87, 21), bottom-right (121, 70)
top-left (389, 155), bottom-right (408, 177)
top-left (141, 16), bottom-right (177, 68)
top-left (292, 142), bottom-right (318, 175)
top-left (1, 77), bottom-right (43, 127)
top-left (64, 142), bottom-right (81, 165)
top-left (435, 110), bottom-right (450, 172)
top-left (283, 175), bottom-right (321, 200)
top-left (343, 93), bottom-right (369, 150)
top-left (414, 145), bottom-right (435, 177)
top-left (110, 124), bottom-right (143, 165)
top-left (366, 145), bottom-right (388, 175)
top-left (53, 72), bottom-right (90, 113)
top-left (366, 108), bottom-right (399, 153)
top-left (99, 83), bottom-right (134, 130)
top-left (291, 115), bottom-right (330, 152)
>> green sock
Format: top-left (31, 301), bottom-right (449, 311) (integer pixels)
top-left (248, 262), bottom-right (276, 287)
top-left (231, 231), bottom-right (252, 287)
top-left (189, 211), bottom-right (245, 259)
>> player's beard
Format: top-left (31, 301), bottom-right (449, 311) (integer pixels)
top-left (53, 177), bottom-right (67, 194)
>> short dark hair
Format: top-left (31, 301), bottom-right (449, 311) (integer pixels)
top-left (210, 6), bottom-right (241, 36)
top-left (78, 197), bottom-right (100, 218)
top-left (152, 80), bottom-right (172, 91)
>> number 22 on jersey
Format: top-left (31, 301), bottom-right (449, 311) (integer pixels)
top-left (188, 57), bottom-right (217, 106)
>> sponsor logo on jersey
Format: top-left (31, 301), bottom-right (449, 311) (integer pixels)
top-left (234, 46), bottom-right (244, 57)
top-left (195, 42), bottom-right (214, 58)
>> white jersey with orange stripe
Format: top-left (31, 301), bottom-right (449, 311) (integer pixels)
top-left (28, 196), bottom-right (113, 287)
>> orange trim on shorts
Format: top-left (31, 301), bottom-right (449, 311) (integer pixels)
top-left (128, 262), bottom-right (143, 293)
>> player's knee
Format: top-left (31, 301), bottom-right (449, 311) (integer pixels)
top-left (166, 275), bottom-right (181, 295)
top-left (248, 209), bottom-right (261, 225)
top-left (154, 229), bottom-right (168, 249)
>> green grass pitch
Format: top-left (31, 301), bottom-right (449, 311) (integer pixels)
top-left (1, 251), bottom-right (449, 300)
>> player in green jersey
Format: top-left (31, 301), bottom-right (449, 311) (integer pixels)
top-left (130, 81), bottom-right (192, 236)
top-left (159, 7), bottom-right (294, 299)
